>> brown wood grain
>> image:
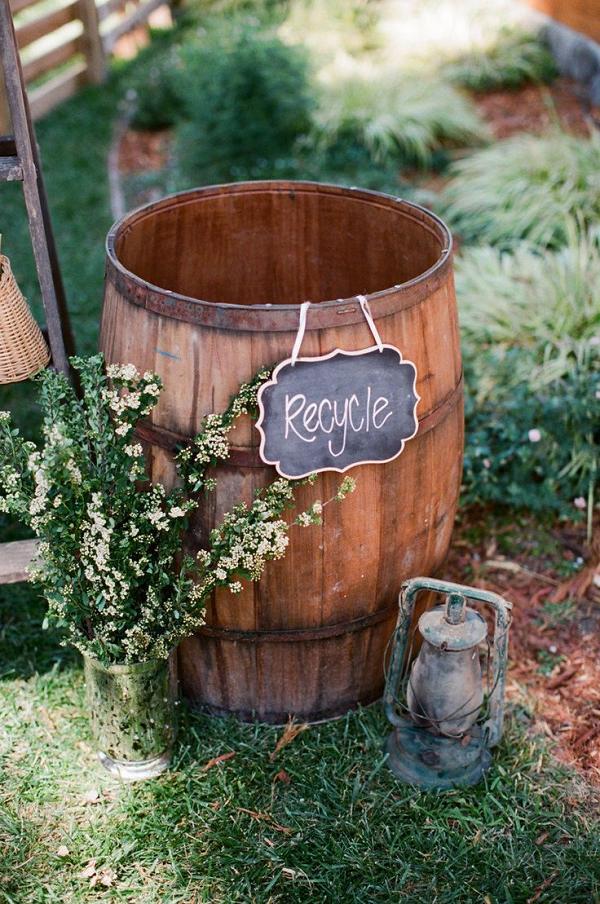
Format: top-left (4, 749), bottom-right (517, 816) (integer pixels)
top-left (16, 1), bottom-right (79, 50)
top-left (526, 0), bottom-right (600, 42)
top-left (22, 35), bottom-right (82, 83)
top-left (99, 182), bottom-right (462, 723)
top-left (28, 61), bottom-right (87, 131)
top-left (0, 0), bottom-right (74, 372)
top-left (0, 538), bottom-right (38, 583)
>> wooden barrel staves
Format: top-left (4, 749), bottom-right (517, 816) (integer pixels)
top-left (100, 181), bottom-right (463, 723)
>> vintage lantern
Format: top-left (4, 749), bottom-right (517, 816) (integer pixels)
top-left (384, 577), bottom-right (512, 790)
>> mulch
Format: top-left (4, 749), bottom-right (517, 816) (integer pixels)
top-left (473, 76), bottom-right (594, 139)
top-left (446, 512), bottom-right (600, 785)
top-left (118, 129), bottom-right (171, 175)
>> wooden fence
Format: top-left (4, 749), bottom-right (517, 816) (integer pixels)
top-left (3, 0), bottom-right (169, 123)
top-left (527, 0), bottom-right (600, 43)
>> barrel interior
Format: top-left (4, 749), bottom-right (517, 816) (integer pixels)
top-left (113, 184), bottom-right (448, 307)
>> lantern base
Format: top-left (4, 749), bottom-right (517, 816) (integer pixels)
top-left (385, 722), bottom-right (491, 790)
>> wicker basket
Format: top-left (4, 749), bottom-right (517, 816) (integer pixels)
top-left (0, 254), bottom-right (50, 383)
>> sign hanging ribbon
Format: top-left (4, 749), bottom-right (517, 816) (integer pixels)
top-left (256, 296), bottom-right (420, 479)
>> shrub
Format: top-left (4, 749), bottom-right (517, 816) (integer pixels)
top-left (445, 28), bottom-right (557, 92)
top-left (129, 43), bottom-right (185, 131)
top-left (175, 21), bottom-right (313, 182)
top-left (184, 0), bottom-right (287, 22)
top-left (314, 66), bottom-right (487, 168)
top-left (458, 236), bottom-right (600, 528)
top-left (441, 131), bottom-right (600, 248)
top-left (463, 364), bottom-right (599, 518)
top-left (463, 359), bottom-right (599, 525)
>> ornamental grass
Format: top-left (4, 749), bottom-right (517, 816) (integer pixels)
top-left (458, 232), bottom-right (600, 526)
top-left (444, 27), bottom-right (557, 92)
top-left (456, 228), bottom-right (600, 391)
top-left (314, 65), bottom-right (487, 167)
top-left (441, 131), bottom-right (600, 248)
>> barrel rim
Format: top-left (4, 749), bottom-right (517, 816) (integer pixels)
top-left (105, 180), bottom-right (453, 332)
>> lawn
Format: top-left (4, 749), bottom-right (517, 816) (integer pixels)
top-left (1, 2), bottom-right (600, 901)
top-left (2, 587), bottom-right (599, 903)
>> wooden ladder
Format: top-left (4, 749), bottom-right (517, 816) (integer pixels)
top-left (0, 0), bottom-right (75, 583)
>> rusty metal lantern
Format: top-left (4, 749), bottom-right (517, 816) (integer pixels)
top-left (384, 577), bottom-right (512, 790)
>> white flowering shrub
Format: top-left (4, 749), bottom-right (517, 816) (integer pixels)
top-left (176, 366), bottom-right (356, 617)
top-left (0, 356), bottom-right (196, 662)
top-left (0, 356), bottom-right (356, 664)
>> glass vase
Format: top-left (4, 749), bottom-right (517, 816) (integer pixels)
top-left (83, 654), bottom-right (176, 781)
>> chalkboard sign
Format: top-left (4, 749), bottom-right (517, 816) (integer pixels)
top-left (256, 345), bottom-right (419, 479)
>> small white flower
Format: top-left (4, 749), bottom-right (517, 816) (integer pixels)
top-left (65, 459), bottom-right (82, 484)
top-left (107, 362), bottom-right (139, 381)
top-left (528, 429), bottom-right (541, 443)
top-left (169, 506), bottom-right (186, 518)
top-left (115, 423), bottom-right (130, 437)
top-left (483, 458), bottom-right (491, 469)
top-left (124, 443), bottom-right (143, 457)
top-left (573, 497), bottom-right (587, 510)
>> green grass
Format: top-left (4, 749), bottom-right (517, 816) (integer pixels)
top-left (1, 585), bottom-right (600, 903)
top-left (441, 130), bottom-right (600, 249)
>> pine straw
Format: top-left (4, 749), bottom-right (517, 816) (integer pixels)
top-left (448, 511), bottom-right (600, 784)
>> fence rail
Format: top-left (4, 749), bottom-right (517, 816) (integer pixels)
top-left (3, 0), bottom-right (169, 123)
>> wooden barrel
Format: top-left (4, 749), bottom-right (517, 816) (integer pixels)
top-left (100, 181), bottom-right (462, 723)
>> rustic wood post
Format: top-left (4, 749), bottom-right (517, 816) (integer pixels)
top-left (0, 68), bottom-right (9, 134)
top-left (78, 0), bottom-right (106, 84)
top-left (0, 0), bottom-right (75, 375)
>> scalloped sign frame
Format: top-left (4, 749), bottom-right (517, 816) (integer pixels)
top-left (256, 345), bottom-right (420, 480)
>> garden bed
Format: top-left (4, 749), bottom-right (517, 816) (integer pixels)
top-left (473, 76), bottom-right (592, 138)
top-left (1, 0), bottom-right (599, 899)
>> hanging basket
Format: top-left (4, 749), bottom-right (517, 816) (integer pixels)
top-left (0, 254), bottom-right (50, 384)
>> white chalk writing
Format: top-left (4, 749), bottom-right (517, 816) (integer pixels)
top-left (284, 387), bottom-right (393, 457)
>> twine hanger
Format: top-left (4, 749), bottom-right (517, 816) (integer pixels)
top-left (290, 295), bottom-right (384, 366)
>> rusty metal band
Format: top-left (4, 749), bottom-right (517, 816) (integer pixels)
top-left (197, 602), bottom-right (399, 644)
top-left (135, 373), bottom-right (463, 467)
top-left (105, 257), bottom-right (452, 332)
top-left (105, 183), bottom-right (453, 333)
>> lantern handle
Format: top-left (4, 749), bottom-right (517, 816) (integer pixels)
top-left (384, 577), bottom-right (512, 740)
top-left (480, 591), bottom-right (512, 748)
top-left (383, 579), bottom-right (421, 728)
